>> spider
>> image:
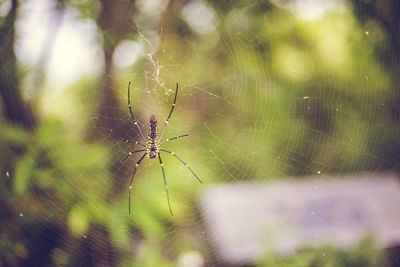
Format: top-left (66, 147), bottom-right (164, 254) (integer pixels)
top-left (121, 81), bottom-right (202, 216)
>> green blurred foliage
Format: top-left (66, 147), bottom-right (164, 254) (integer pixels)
top-left (1, 0), bottom-right (399, 266)
top-left (258, 236), bottom-right (387, 267)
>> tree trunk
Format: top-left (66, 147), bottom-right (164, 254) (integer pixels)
top-left (0, 0), bottom-right (36, 129)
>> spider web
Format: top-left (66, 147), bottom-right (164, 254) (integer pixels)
top-left (4, 0), bottom-right (400, 266)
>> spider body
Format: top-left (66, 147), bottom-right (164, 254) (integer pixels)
top-left (122, 82), bottom-right (202, 216)
top-left (147, 116), bottom-right (159, 158)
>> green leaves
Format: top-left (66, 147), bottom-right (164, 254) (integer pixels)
top-left (14, 152), bottom-right (36, 195)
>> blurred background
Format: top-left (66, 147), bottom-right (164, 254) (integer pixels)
top-left (1, 0), bottom-right (400, 266)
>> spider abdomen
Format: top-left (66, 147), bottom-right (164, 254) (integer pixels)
top-left (148, 115), bottom-right (158, 140)
top-left (147, 115), bottom-right (159, 158)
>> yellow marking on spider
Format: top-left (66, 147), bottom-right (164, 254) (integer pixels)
top-left (171, 152), bottom-right (175, 155)
top-left (129, 152), bottom-right (133, 155)
top-left (186, 164), bottom-right (189, 167)
top-left (135, 164), bottom-right (139, 167)
top-left (134, 121), bottom-right (138, 125)
top-left (129, 186), bottom-right (132, 190)
top-left (172, 104), bottom-right (176, 106)
top-left (165, 120), bottom-right (169, 124)
top-left (160, 163), bottom-right (164, 167)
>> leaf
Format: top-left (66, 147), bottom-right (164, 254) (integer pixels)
top-left (0, 122), bottom-right (29, 145)
top-left (68, 204), bottom-right (90, 237)
top-left (14, 152), bottom-right (36, 195)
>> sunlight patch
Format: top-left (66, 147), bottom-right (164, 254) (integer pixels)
top-left (113, 40), bottom-right (145, 68)
top-left (271, 0), bottom-right (348, 21)
top-left (182, 1), bottom-right (217, 34)
top-left (273, 45), bottom-right (315, 82)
